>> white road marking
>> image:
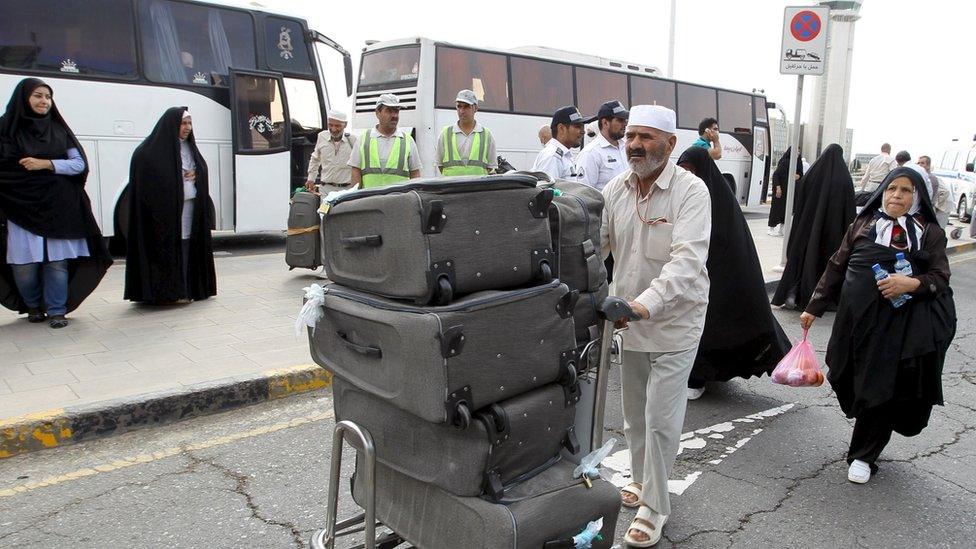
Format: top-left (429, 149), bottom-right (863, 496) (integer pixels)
top-left (600, 403), bottom-right (795, 495)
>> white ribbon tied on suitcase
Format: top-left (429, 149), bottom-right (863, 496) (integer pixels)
top-left (296, 283), bottom-right (327, 336)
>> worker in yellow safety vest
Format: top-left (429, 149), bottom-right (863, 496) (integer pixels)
top-left (348, 94), bottom-right (421, 188)
top-left (435, 89), bottom-right (497, 176)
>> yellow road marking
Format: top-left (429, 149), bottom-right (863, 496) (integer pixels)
top-left (0, 409), bottom-right (334, 498)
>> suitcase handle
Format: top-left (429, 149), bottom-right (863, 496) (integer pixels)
top-left (340, 235), bottom-right (383, 248)
top-left (335, 331), bottom-right (382, 358)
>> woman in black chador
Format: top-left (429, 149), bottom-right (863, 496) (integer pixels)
top-left (0, 78), bottom-right (111, 328)
top-left (677, 147), bottom-right (791, 399)
top-left (800, 167), bottom-right (955, 484)
top-left (771, 144), bottom-right (855, 311)
top-left (124, 107), bottom-right (216, 303)
top-left (767, 147), bottom-right (803, 236)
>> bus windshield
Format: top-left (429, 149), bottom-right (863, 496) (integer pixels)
top-left (359, 45), bottom-right (420, 91)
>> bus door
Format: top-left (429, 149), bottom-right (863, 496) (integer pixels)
top-left (229, 69), bottom-right (292, 232)
top-left (748, 127), bottom-right (769, 206)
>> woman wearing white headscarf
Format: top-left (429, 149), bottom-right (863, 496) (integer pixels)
top-left (800, 167), bottom-right (955, 485)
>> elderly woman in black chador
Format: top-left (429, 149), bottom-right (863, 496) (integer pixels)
top-left (124, 107), bottom-right (216, 304)
top-left (800, 167), bottom-right (956, 484)
top-left (677, 147), bottom-right (791, 400)
top-left (772, 144), bottom-right (856, 311)
top-left (0, 78), bottom-right (111, 328)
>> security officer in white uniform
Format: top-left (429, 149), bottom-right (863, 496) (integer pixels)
top-left (575, 100), bottom-right (629, 191)
top-left (531, 106), bottom-right (593, 181)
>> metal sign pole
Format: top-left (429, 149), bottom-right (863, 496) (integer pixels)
top-left (780, 74), bottom-right (804, 268)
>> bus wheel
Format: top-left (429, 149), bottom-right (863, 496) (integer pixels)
top-left (109, 187), bottom-right (130, 256)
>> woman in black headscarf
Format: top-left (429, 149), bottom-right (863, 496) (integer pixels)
top-left (0, 78), bottom-right (111, 328)
top-left (677, 147), bottom-right (791, 399)
top-left (771, 144), bottom-right (856, 311)
top-left (124, 107), bottom-right (216, 303)
top-left (767, 147), bottom-right (803, 236)
top-left (800, 167), bottom-right (955, 484)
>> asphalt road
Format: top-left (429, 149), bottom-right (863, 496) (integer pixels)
top-left (1, 256), bottom-right (974, 548)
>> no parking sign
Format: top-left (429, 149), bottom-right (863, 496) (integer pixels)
top-left (780, 6), bottom-right (830, 75)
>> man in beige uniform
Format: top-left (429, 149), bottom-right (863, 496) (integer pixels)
top-left (305, 110), bottom-right (356, 193)
top-left (600, 105), bottom-right (711, 547)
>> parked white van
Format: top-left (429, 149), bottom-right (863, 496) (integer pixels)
top-left (933, 141), bottom-right (976, 222)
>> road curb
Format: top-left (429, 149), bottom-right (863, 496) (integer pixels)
top-left (0, 364), bottom-right (331, 460)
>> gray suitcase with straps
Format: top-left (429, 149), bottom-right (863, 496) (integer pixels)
top-left (351, 457), bottom-right (619, 549)
top-left (540, 180), bottom-right (607, 293)
top-left (285, 191), bottom-right (321, 270)
top-left (335, 377), bottom-right (581, 501)
top-left (321, 175), bottom-right (556, 304)
top-left (309, 280), bottom-right (580, 427)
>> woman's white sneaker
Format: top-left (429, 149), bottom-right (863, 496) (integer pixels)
top-left (848, 460), bottom-right (871, 484)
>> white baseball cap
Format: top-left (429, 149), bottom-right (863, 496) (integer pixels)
top-left (327, 110), bottom-right (348, 123)
top-left (376, 93), bottom-right (401, 108)
top-left (455, 89), bottom-right (478, 105)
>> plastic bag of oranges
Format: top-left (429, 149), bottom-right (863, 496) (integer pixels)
top-left (771, 329), bottom-right (824, 387)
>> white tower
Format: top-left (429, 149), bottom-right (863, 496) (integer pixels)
top-left (803, 1), bottom-right (861, 161)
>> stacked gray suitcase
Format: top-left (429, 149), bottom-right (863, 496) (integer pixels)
top-left (309, 175), bottom-right (618, 547)
top-left (286, 191), bottom-right (322, 270)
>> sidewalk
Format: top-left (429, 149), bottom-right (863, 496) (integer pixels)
top-left (1, 205), bottom-right (972, 456)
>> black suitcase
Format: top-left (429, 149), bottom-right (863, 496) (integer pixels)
top-left (286, 191), bottom-right (321, 270)
top-left (351, 457), bottom-right (619, 549)
top-left (541, 180), bottom-right (607, 294)
top-left (573, 281), bottom-right (609, 349)
top-left (309, 280), bottom-right (579, 426)
top-left (334, 377), bottom-right (581, 500)
top-left (320, 175), bottom-right (555, 304)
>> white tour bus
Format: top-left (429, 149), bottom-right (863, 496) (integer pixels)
top-left (351, 37), bottom-right (772, 206)
top-left (0, 0), bottom-right (353, 248)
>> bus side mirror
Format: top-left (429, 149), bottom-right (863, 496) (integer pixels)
top-left (967, 163), bottom-right (974, 173)
top-left (343, 53), bottom-right (354, 97)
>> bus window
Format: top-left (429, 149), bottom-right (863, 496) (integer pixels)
top-left (284, 78), bottom-right (322, 130)
top-left (676, 83), bottom-right (717, 130)
top-left (233, 74), bottom-right (287, 152)
top-left (575, 67), bottom-right (627, 117)
top-left (359, 46), bottom-right (420, 92)
top-left (754, 96), bottom-right (768, 124)
top-left (629, 77), bottom-right (675, 111)
top-left (139, 0), bottom-right (255, 86)
top-left (266, 18), bottom-right (313, 75)
top-left (435, 46), bottom-right (509, 112)
top-left (511, 57), bottom-right (573, 116)
top-left (718, 90), bottom-right (752, 133)
top-left (0, 0), bottom-right (137, 78)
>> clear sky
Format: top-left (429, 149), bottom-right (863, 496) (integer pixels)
top-left (269, 0), bottom-right (973, 159)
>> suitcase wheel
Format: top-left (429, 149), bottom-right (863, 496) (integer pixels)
top-left (433, 276), bottom-right (454, 305)
top-left (538, 260), bottom-right (553, 282)
top-left (560, 361), bottom-right (578, 387)
top-left (452, 402), bottom-right (472, 430)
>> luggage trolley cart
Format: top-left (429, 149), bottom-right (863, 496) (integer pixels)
top-left (310, 297), bottom-right (638, 549)
top-left (574, 297), bottom-right (642, 456)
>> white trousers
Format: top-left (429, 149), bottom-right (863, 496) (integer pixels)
top-left (620, 346), bottom-right (697, 516)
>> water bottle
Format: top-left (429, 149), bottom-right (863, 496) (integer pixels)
top-left (872, 264), bottom-right (909, 308)
top-left (894, 252), bottom-right (913, 304)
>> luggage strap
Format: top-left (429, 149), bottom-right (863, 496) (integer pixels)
top-left (286, 226), bottom-right (319, 236)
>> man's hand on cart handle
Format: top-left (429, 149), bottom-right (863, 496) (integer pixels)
top-left (616, 301), bottom-right (649, 328)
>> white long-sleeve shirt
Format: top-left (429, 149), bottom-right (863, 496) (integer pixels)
top-left (531, 139), bottom-right (576, 181)
top-left (600, 163), bottom-right (711, 353)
